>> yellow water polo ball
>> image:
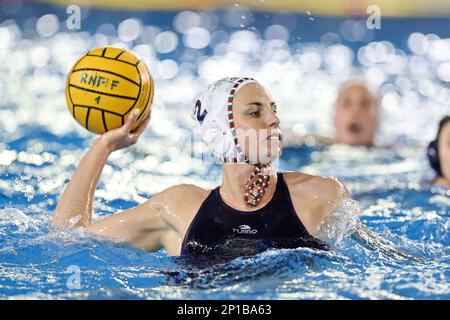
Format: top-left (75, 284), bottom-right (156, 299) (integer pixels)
top-left (65, 46), bottom-right (154, 134)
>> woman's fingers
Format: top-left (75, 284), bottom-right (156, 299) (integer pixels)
top-left (131, 112), bottom-right (151, 136)
top-left (128, 118), bottom-right (150, 142)
top-left (98, 109), bottom-right (150, 151)
top-left (122, 109), bottom-right (140, 133)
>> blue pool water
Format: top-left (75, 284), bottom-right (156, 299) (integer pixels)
top-left (0, 139), bottom-right (449, 299)
top-left (1, 3), bottom-right (450, 299)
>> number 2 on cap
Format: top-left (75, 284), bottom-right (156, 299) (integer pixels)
top-left (194, 99), bottom-right (207, 124)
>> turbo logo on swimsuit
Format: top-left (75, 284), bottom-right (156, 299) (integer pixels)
top-left (232, 225), bottom-right (258, 234)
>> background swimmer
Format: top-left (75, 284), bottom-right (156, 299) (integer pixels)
top-left (428, 115), bottom-right (450, 189)
top-left (286, 79), bottom-right (380, 147)
top-left (333, 80), bottom-right (380, 146)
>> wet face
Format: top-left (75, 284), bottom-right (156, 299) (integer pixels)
top-left (334, 84), bottom-right (379, 146)
top-left (232, 82), bottom-right (282, 164)
top-left (438, 121), bottom-right (450, 181)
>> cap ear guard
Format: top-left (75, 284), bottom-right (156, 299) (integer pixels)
top-left (427, 139), bottom-right (441, 176)
top-left (191, 77), bottom-right (257, 163)
top-left (191, 77), bottom-right (273, 206)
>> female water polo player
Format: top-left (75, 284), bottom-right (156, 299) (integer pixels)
top-left (427, 115), bottom-right (450, 189)
top-left (51, 77), bottom-right (355, 257)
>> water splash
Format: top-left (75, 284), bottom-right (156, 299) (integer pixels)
top-left (316, 198), bottom-right (361, 245)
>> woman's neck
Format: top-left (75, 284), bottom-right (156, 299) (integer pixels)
top-left (220, 163), bottom-right (278, 210)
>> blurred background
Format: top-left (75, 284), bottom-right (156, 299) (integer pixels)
top-left (1, 0), bottom-right (450, 146)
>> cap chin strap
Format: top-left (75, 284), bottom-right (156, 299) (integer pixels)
top-left (224, 77), bottom-right (272, 206)
top-left (243, 163), bottom-right (272, 206)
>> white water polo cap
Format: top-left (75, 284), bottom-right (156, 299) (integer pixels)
top-left (192, 77), bottom-right (256, 163)
top-left (192, 77), bottom-right (273, 207)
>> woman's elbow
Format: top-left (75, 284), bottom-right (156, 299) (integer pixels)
top-left (50, 208), bottom-right (84, 230)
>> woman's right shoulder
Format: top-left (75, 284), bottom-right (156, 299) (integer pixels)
top-left (139, 184), bottom-right (211, 238)
top-left (156, 183), bottom-right (212, 203)
top-left (154, 184), bottom-right (213, 228)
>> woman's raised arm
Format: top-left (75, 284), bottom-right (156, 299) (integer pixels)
top-left (51, 108), bottom-right (151, 229)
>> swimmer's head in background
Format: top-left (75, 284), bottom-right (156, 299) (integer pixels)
top-left (428, 115), bottom-right (450, 177)
top-left (191, 77), bottom-right (273, 206)
top-left (334, 78), bottom-right (380, 146)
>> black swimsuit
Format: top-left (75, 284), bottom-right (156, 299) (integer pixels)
top-left (180, 172), bottom-right (328, 259)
